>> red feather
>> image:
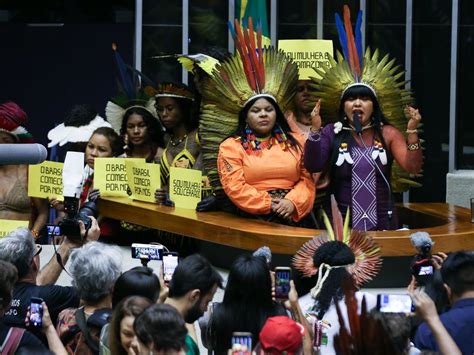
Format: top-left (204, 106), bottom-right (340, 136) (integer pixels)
top-left (343, 5), bottom-right (361, 77)
top-left (234, 19), bottom-right (257, 91)
top-left (247, 17), bottom-right (265, 90)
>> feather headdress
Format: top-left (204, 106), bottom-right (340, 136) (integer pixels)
top-left (309, 6), bottom-right (421, 192)
top-left (105, 43), bottom-right (158, 135)
top-left (198, 17), bottom-right (299, 197)
top-left (292, 196), bottom-right (382, 287)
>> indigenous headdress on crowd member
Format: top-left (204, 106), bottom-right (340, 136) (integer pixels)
top-left (177, 54), bottom-right (220, 76)
top-left (0, 101), bottom-right (34, 143)
top-left (198, 17), bottom-right (299, 196)
top-left (105, 43), bottom-right (159, 135)
top-left (292, 196), bottom-right (382, 293)
top-left (309, 6), bottom-right (420, 192)
top-left (145, 82), bottom-right (195, 102)
top-left (47, 105), bottom-right (111, 147)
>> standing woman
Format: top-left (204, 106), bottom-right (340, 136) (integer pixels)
top-left (0, 101), bottom-right (49, 239)
top-left (148, 83), bottom-right (203, 203)
top-left (304, 8), bottom-right (423, 231)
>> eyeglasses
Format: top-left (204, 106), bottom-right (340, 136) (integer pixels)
top-left (34, 244), bottom-right (42, 257)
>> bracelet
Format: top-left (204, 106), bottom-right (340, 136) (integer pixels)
top-left (308, 130), bottom-right (321, 142)
top-left (31, 229), bottom-right (40, 239)
top-left (407, 142), bottom-right (421, 151)
top-left (406, 129), bottom-right (418, 134)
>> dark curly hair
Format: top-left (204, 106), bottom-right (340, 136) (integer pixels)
top-left (312, 241), bottom-right (355, 318)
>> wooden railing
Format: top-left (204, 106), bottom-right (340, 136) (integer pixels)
top-left (98, 197), bottom-right (474, 256)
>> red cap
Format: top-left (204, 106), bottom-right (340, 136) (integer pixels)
top-left (259, 316), bottom-right (304, 354)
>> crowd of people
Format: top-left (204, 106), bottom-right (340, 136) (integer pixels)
top-left (0, 224), bottom-right (472, 354)
top-left (1, 7), bottom-right (473, 355)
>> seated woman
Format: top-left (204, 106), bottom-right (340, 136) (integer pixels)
top-left (200, 255), bottom-right (286, 354)
top-left (218, 95), bottom-right (315, 225)
top-left (0, 101), bottom-right (48, 240)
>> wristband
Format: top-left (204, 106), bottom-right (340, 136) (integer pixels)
top-left (406, 129), bottom-right (418, 134)
top-left (407, 142), bottom-right (421, 151)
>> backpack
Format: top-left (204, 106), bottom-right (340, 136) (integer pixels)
top-left (57, 307), bottom-right (111, 355)
top-left (0, 327), bottom-right (25, 355)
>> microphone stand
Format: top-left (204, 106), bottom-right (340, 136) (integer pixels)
top-left (353, 113), bottom-right (393, 230)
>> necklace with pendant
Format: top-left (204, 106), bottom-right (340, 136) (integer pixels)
top-left (170, 134), bottom-right (187, 147)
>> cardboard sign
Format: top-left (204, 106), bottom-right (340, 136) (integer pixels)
top-left (278, 39), bottom-right (334, 79)
top-left (169, 167), bottom-right (202, 209)
top-left (125, 160), bottom-right (161, 203)
top-left (0, 220), bottom-right (29, 238)
top-left (28, 161), bottom-right (64, 200)
top-left (94, 158), bottom-right (144, 197)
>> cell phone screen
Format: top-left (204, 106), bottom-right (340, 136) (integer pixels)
top-left (377, 294), bottom-right (413, 313)
top-left (46, 225), bottom-right (61, 236)
top-left (418, 265), bottom-right (433, 275)
top-left (275, 268), bottom-right (291, 300)
top-left (29, 298), bottom-right (43, 328)
top-left (231, 332), bottom-right (252, 351)
top-left (163, 253), bottom-right (179, 284)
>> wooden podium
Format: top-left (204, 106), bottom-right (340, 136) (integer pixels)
top-left (99, 196), bottom-right (474, 256)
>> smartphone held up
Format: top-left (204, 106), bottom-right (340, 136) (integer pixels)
top-left (29, 297), bottom-right (44, 328)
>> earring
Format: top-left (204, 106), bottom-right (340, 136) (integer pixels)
top-left (242, 124), bottom-right (258, 151)
top-left (123, 134), bottom-right (129, 150)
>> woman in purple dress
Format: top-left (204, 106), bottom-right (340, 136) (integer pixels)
top-left (304, 84), bottom-right (423, 231)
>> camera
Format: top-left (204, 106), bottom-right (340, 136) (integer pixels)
top-left (58, 197), bottom-right (98, 241)
top-left (410, 232), bottom-right (434, 286)
top-left (131, 243), bottom-right (163, 261)
top-left (377, 294), bottom-right (414, 313)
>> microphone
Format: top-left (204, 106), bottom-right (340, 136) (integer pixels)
top-left (0, 144), bottom-right (48, 165)
top-left (253, 246), bottom-right (272, 266)
top-left (353, 112), bottom-right (362, 135)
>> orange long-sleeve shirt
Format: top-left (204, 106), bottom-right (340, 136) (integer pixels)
top-left (217, 137), bottom-right (316, 221)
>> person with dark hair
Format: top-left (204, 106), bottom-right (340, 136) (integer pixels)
top-left (106, 296), bottom-right (152, 355)
top-left (49, 126), bottom-right (124, 213)
top-left (99, 268), bottom-right (162, 354)
top-left (304, 12), bottom-right (424, 231)
top-left (293, 234), bottom-right (381, 355)
top-left (112, 266), bottom-right (161, 308)
top-left (0, 260), bottom-right (47, 351)
top-left (414, 251), bottom-right (474, 354)
top-left (217, 95), bottom-right (315, 225)
top-left (200, 254), bottom-right (286, 354)
top-left (151, 82), bottom-right (203, 203)
top-left (166, 254), bottom-right (223, 355)
top-left (369, 310), bottom-right (413, 354)
top-left (133, 304), bottom-right (187, 354)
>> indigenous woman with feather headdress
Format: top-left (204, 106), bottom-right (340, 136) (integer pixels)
top-left (199, 19), bottom-right (315, 225)
top-left (304, 7), bottom-right (423, 231)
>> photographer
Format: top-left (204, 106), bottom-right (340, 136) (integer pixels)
top-left (0, 219), bottom-right (100, 338)
top-left (414, 251), bottom-right (474, 354)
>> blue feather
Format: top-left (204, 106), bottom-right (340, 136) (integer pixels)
top-left (355, 10), bottom-right (363, 68)
top-left (228, 20), bottom-right (237, 40)
top-left (113, 48), bottom-right (135, 99)
top-left (242, 17), bottom-right (248, 30)
top-left (335, 13), bottom-right (349, 61)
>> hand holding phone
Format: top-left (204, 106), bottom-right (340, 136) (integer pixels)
top-left (29, 297), bottom-right (44, 328)
top-left (377, 294), bottom-right (414, 313)
top-left (163, 252), bottom-right (179, 285)
top-left (275, 267), bottom-right (291, 301)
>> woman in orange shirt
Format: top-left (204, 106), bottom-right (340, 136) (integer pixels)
top-left (218, 94), bottom-right (315, 225)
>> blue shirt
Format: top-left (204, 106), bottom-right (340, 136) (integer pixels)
top-left (414, 297), bottom-right (474, 354)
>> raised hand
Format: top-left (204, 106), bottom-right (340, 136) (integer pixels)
top-left (405, 105), bottom-right (422, 131)
top-left (311, 99), bottom-right (322, 132)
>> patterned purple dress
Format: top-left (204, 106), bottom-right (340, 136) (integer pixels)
top-left (304, 123), bottom-right (397, 231)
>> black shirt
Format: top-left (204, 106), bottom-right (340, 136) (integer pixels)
top-left (3, 282), bottom-right (80, 344)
